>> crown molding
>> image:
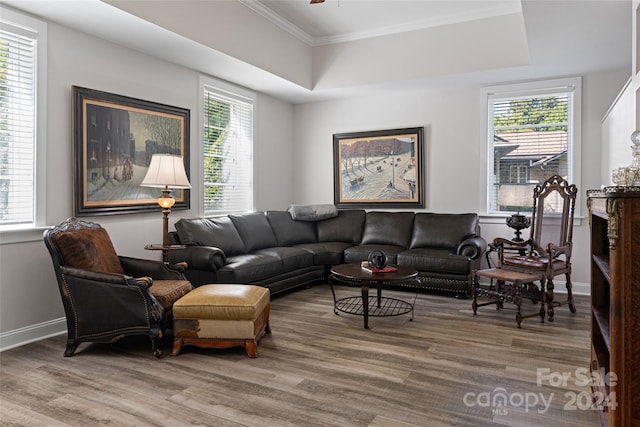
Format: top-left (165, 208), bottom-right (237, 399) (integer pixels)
top-left (240, 0), bottom-right (522, 47)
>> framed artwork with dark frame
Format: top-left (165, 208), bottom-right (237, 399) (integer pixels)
top-left (72, 86), bottom-right (190, 216)
top-left (333, 127), bottom-right (425, 208)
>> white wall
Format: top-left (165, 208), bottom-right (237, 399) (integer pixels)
top-left (292, 68), bottom-right (631, 291)
top-left (0, 10), bottom-right (631, 349)
top-left (0, 20), bottom-right (294, 346)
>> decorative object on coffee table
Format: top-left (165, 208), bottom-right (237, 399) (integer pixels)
top-left (367, 250), bottom-right (388, 270)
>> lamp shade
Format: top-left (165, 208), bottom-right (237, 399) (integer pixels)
top-left (141, 154), bottom-right (191, 189)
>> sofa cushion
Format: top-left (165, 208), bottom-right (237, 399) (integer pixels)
top-left (316, 209), bottom-right (366, 244)
top-left (360, 212), bottom-right (414, 248)
top-left (410, 213), bottom-right (478, 250)
top-left (175, 217), bottom-right (246, 256)
top-left (295, 242), bottom-right (351, 265)
top-left (254, 247), bottom-right (315, 272)
top-left (217, 253), bottom-right (283, 283)
top-left (266, 211), bottom-right (317, 246)
top-left (397, 248), bottom-right (471, 275)
top-left (343, 244), bottom-right (405, 264)
top-left (229, 212), bottom-right (278, 252)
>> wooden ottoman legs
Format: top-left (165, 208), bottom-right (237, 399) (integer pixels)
top-left (172, 305), bottom-right (270, 358)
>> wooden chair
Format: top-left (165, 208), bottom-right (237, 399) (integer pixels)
top-left (492, 175), bottom-right (577, 321)
top-left (43, 217), bottom-right (192, 357)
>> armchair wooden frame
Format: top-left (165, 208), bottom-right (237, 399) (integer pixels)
top-left (493, 174), bottom-right (577, 321)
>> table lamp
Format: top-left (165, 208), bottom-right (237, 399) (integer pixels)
top-left (141, 154), bottom-right (191, 250)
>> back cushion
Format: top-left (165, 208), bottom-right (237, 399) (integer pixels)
top-left (175, 217), bottom-right (246, 256)
top-left (316, 209), bottom-right (366, 244)
top-left (360, 211), bottom-right (415, 248)
top-left (266, 211), bottom-right (317, 246)
top-left (410, 213), bottom-right (479, 250)
top-left (230, 212), bottom-right (278, 252)
top-left (54, 227), bottom-right (124, 274)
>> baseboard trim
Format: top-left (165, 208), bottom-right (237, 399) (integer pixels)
top-left (0, 318), bottom-right (66, 352)
top-left (551, 281), bottom-right (590, 296)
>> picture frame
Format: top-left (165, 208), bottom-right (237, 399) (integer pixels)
top-left (333, 127), bottom-right (424, 208)
top-left (72, 86), bottom-right (190, 216)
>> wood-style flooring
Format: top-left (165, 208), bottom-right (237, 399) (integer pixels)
top-left (0, 283), bottom-right (599, 426)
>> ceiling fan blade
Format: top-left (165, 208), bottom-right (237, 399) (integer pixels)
top-left (310, 0), bottom-right (325, 4)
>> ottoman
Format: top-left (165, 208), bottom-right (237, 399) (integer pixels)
top-left (171, 284), bottom-right (271, 358)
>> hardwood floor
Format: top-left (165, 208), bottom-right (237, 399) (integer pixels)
top-left (1, 283), bottom-right (599, 426)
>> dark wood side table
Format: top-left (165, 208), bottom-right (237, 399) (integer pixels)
top-left (329, 263), bottom-right (418, 329)
top-left (144, 244), bottom-right (185, 263)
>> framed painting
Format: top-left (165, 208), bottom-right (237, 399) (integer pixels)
top-left (72, 86), bottom-right (190, 216)
top-left (333, 127), bottom-right (424, 208)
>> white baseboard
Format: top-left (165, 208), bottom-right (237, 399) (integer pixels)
top-left (0, 318), bottom-right (66, 352)
top-left (552, 280), bottom-right (590, 296)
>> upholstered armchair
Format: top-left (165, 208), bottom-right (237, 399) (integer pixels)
top-left (43, 217), bottom-right (192, 357)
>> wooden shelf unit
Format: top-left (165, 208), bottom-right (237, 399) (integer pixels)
top-left (587, 187), bottom-right (640, 427)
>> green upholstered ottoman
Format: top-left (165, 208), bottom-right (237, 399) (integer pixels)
top-left (171, 284), bottom-right (270, 358)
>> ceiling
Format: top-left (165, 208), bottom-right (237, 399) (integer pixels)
top-left (246, 0), bottom-right (522, 46)
top-left (1, 0), bottom-right (632, 104)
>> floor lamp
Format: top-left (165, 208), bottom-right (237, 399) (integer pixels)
top-left (141, 154), bottom-right (191, 261)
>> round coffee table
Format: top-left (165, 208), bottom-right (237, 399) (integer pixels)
top-left (329, 263), bottom-right (418, 329)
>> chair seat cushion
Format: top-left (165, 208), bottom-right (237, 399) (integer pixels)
top-left (503, 256), bottom-right (548, 270)
top-left (503, 256), bottom-right (567, 272)
top-left (149, 280), bottom-right (193, 309)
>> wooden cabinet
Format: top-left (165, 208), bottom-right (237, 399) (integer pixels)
top-left (587, 187), bottom-right (640, 427)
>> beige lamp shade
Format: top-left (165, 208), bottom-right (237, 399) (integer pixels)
top-left (141, 154), bottom-right (191, 189)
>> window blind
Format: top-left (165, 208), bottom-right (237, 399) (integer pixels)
top-left (0, 23), bottom-right (36, 226)
top-left (202, 85), bottom-right (253, 215)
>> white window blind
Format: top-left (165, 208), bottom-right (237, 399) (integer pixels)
top-left (485, 78), bottom-right (580, 215)
top-left (0, 21), bottom-right (36, 226)
top-left (202, 84), bottom-right (254, 215)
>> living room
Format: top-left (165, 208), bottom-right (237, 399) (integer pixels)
top-left (0, 1), bottom-right (636, 425)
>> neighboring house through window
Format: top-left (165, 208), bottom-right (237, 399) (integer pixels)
top-left (200, 76), bottom-right (254, 216)
top-left (0, 7), bottom-right (47, 232)
top-left (482, 77), bottom-right (581, 215)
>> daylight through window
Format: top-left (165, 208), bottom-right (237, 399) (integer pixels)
top-left (485, 78), bottom-right (580, 215)
top-left (0, 21), bottom-right (37, 226)
top-left (202, 83), bottom-right (254, 216)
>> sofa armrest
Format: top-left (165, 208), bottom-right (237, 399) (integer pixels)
top-left (168, 246), bottom-right (227, 271)
top-left (456, 235), bottom-right (487, 260)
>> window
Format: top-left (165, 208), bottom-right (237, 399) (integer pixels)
top-left (0, 8), bottom-right (46, 231)
top-left (482, 77), bottom-right (581, 215)
top-left (200, 77), bottom-right (254, 216)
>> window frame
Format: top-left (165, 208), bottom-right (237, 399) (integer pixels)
top-left (479, 77), bottom-right (582, 220)
top-left (0, 7), bottom-right (47, 243)
top-left (198, 75), bottom-right (256, 217)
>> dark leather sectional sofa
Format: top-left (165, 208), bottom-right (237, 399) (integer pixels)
top-left (167, 210), bottom-right (487, 298)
